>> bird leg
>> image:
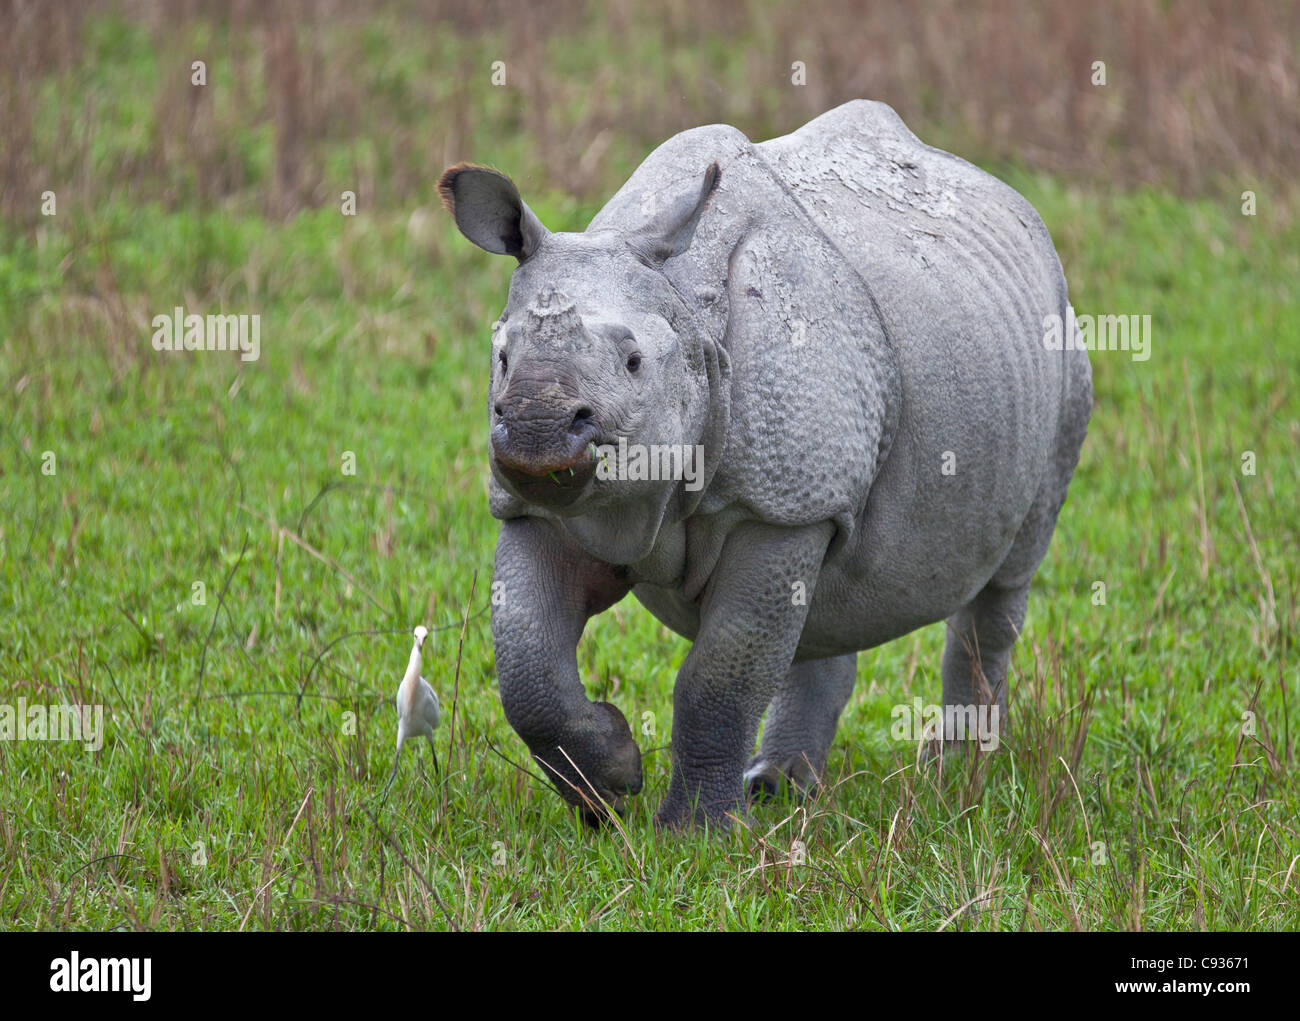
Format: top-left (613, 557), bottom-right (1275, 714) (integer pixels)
top-left (379, 749), bottom-right (401, 805)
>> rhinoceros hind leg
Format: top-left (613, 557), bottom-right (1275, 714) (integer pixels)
top-left (936, 580), bottom-right (1030, 755)
top-left (745, 653), bottom-right (857, 802)
top-left (934, 349), bottom-right (1091, 756)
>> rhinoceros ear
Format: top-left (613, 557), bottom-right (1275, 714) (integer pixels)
top-left (635, 162), bottom-right (721, 264)
top-left (438, 163), bottom-right (548, 261)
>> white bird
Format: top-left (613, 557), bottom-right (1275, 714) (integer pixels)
top-left (384, 625), bottom-right (440, 796)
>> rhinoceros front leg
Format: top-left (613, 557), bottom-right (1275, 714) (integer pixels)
top-left (656, 520), bottom-right (834, 830)
top-left (492, 516), bottom-right (640, 825)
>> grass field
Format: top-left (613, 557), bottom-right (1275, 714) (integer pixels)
top-left (1, 7), bottom-right (1298, 931)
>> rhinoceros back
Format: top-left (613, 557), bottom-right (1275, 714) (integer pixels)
top-left (754, 99), bottom-right (1068, 357)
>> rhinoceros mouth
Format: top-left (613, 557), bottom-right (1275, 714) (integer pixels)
top-left (490, 420), bottom-right (599, 477)
top-left (491, 430), bottom-right (603, 509)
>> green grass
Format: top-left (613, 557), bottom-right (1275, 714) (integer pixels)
top-left (2, 29), bottom-right (1298, 931)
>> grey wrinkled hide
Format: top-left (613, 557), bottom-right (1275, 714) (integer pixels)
top-left (439, 100), bottom-right (1092, 829)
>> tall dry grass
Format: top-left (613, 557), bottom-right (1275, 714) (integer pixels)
top-left (1, 0), bottom-right (1297, 228)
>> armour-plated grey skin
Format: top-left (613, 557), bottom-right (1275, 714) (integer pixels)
top-left (439, 100), bottom-right (1092, 830)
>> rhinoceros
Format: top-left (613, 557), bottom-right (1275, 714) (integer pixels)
top-left (438, 100), bottom-right (1091, 829)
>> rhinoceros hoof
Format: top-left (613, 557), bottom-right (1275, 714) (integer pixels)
top-left (654, 793), bottom-right (745, 832)
top-left (743, 756), bottom-right (821, 804)
top-left (574, 790), bottom-right (632, 829)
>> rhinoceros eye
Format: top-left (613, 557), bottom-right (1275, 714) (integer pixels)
top-left (498, 351), bottom-right (508, 372)
top-left (625, 353), bottom-right (641, 373)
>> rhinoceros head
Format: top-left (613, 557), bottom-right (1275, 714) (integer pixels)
top-left (439, 161), bottom-right (723, 559)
